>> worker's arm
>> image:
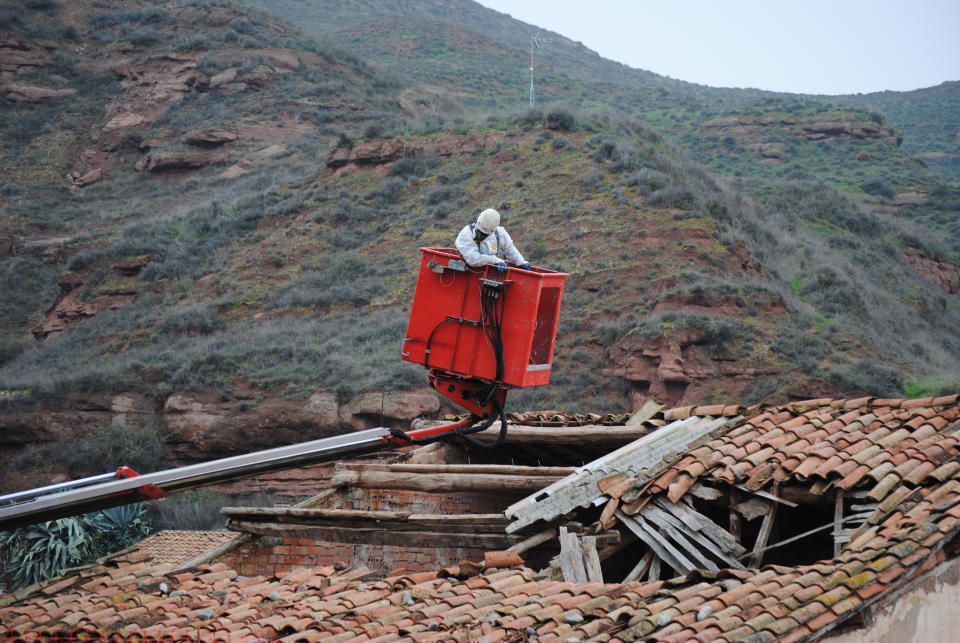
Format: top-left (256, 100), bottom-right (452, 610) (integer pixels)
top-left (497, 228), bottom-right (527, 266)
top-left (456, 225), bottom-right (502, 267)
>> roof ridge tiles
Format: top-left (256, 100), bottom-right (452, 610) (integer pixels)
top-left (902, 397), bottom-right (936, 408)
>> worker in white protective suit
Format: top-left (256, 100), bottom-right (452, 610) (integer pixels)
top-left (455, 208), bottom-right (531, 273)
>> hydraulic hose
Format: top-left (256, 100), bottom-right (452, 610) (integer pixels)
top-left (388, 401), bottom-right (508, 449)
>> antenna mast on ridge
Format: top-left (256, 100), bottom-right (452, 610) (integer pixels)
top-left (529, 31), bottom-right (551, 109)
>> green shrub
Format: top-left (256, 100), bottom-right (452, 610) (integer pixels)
top-left (628, 312), bottom-right (752, 349)
top-left (647, 185), bottom-right (696, 209)
top-left (797, 267), bottom-right (865, 315)
top-left (830, 359), bottom-right (903, 396)
top-left (861, 179), bottom-right (895, 199)
top-left (148, 489), bottom-right (275, 531)
top-left (773, 324), bottom-right (829, 372)
top-left (902, 376), bottom-right (959, 398)
top-left (149, 490), bottom-right (231, 531)
top-left (271, 252), bottom-right (383, 309)
top-left (630, 168), bottom-right (670, 195)
top-left (25, 0), bottom-right (57, 9)
top-left (515, 109), bottom-right (544, 130)
top-left (388, 157), bottom-right (439, 179)
top-left (425, 186), bottom-right (453, 206)
top-left (0, 256), bottom-right (59, 325)
top-left (545, 109), bottom-right (575, 132)
top-left (160, 304), bottom-right (226, 336)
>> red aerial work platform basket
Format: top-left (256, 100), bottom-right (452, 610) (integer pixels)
top-left (402, 248), bottom-right (567, 388)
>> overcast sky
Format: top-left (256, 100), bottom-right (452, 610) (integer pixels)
top-left (475, 0), bottom-right (960, 95)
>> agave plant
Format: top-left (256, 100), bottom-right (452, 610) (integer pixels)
top-left (0, 503), bottom-right (153, 590)
top-left (87, 504), bottom-right (153, 553)
top-left (0, 517), bottom-right (89, 589)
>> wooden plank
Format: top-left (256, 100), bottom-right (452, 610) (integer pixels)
top-left (655, 498), bottom-right (747, 556)
top-left (220, 509), bottom-right (509, 532)
top-left (623, 551), bottom-right (653, 583)
top-left (470, 424), bottom-right (656, 445)
top-left (336, 463), bottom-right (577, 477)
top-left (507, 527), bottom-right (556, 555)
top-left (222, 507), bottom-right (410, 520)
top-left (221, 508), bottom-right (508, 524)
top-left (581, 536), bottom-right (604, 583)
top-left (331, 469), bottom-right (565, 492)
top-left (834, 489), bottom-right (845, 557)
top-left (598, 497), bottom-right (619, 530)
top-left (728, 490), bottom-right (742, 548)
top-left (559, 527), bottom-right (588, 584)
top-left (641, 504), bottom-right (743, 570)
top-left (748, 500), bottom-right (778, 568)
top-left (734, 484), bottom-right (799, 508)
top-left (639, 506), bottom-right (718, 572)
top-left (647, 555), bottom-right (661, 582)
top-left (616, 510), bottom-right (695, 575)
top-left (226, 520), bottom-right (525, 549)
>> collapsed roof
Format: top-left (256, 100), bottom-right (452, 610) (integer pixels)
top-left (3, 395), bottom-right (960, 641)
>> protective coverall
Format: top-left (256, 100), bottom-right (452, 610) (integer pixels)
top-left (455, 223), bottom-right (527, 268)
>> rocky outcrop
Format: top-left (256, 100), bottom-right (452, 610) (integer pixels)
top-left (184, 129), bottom-right (238, 146)
top-left (745, 142), bottom-right (787, 160)
top-left (163, 392), bottom-right (339, 461)
top-left (0, 33), bottom-right (52, 75)
top-left (2, 83), bottom-right (75, 102)
top-left (135, 150), bottom-right (232, 172)
top-left (102, 112), bottom-right (148, 132)
top-left (892, 190), bottom-right (928, 206)
top-left (66, 168), bottom-right (103, 188)
top-left (338, 391), bottom-right (440, 430)
top-left (36, 259), bottom-right (148, 339)
top-left (700, 115), bottom-right (796, 137)
top-left (906, 252), bottom-right (960, 295)
top-left (326, 132), bottom-right (505, 170)
top-left (604, 327), bottom-right (778, 409)
top-left (701, 111), bottom-right (901, 146)
top-left (36, 281), bottom-right (134, 339)
top-left (163, 388), bottom-right (440, 461)
top-left (219, 144), bottom-right (287, 179)
top-left (0, 393), bottom-right (157, 452)
top-left (800, 113), bottom-right (900, 143)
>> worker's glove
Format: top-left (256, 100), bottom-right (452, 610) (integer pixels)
top-left (494, 261), bottom-right (508, 274)
top-left (519, 262), bottom-right (532, 270)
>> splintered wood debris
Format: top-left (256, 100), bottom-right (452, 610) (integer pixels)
top-left (504, 415), bottom-right (737, 534)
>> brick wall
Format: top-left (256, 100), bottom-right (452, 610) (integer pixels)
top-left (223, 487), bottom-right (529, 577)
top-left (225, 537), bottom-right (491, 578)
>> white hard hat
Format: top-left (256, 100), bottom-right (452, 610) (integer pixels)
top-left (476, 208), bottom-right (500, 235)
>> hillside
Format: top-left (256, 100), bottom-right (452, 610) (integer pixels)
top-left (253, 0), bottom-right (960, 174)
top-left (2, 0), bottom-right (960, 493)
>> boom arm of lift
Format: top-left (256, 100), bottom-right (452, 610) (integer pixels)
top-left (0, 418), bottom-right (477, 532)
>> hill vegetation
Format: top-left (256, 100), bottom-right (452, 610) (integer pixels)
top-left (1, 0), bottom-right (959, 488)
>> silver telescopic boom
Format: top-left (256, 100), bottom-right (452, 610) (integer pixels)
top-left (0, 427), bottom-right (392, 531)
